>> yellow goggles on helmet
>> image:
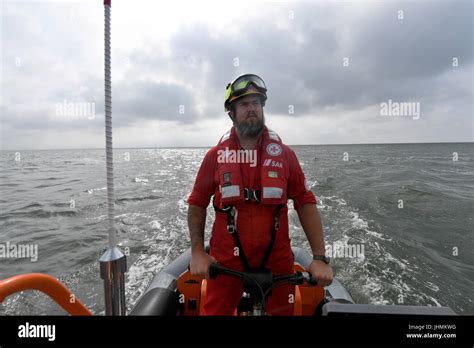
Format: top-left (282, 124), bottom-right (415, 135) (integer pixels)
top-left (225, 74), bottom-right (267, 111)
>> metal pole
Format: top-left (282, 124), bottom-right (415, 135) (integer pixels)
top-left (99, 0), bottom-right (127, 316)
top-left (100, 246), bottom-right (127, 315)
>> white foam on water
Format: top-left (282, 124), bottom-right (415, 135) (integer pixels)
top-left (126, 253), bottom-right (163, 308)
top-left (323, 195), bottom-right (347, 205)
top-left (314, 195), bottom-right (447, 309)
top-left (133, 177), bottom-right (149, 183)
top-left (359, 275), bottom-right (390, 305)
top-left (149, 220), bottom-right (162, 230)
top-left (425, 281), bottom-right (440, 292)
top-left (287, 200), bottom-right (294, 209)
top-left (87, 187), bottom-right (106, 194)
top-left (316, 200), bottom-right (327, 210)
top-left (124, 214), bottom-right (184, 311)
top-left (384, 250), bottom-right (408, 270)
top-left (316, 195), bottom-right (349, 214)
top-left (350, 211), bottom-right (392, 241)
top-left (177, 198), bottom-right (188, 214)
top-left (304, 178), bottom-right (318, 190)
top-left (153, 169), bottom-right (171, 176)
top-left (81, 157), bottom-right (102, 164)
top-left (428, 296), bottom-right (442, 307)
top-left (351, 241), bottom-right (446, 308)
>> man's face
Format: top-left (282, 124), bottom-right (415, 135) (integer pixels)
top-left (231, 95), bottom-right (265, 138)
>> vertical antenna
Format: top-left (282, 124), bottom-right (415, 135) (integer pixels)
top-left (99, 0), bottom-right (127, 316)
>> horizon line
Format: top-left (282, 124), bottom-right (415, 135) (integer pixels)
top-left (1, 141), bottom-right (473, 151)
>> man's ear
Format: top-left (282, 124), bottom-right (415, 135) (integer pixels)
top-left (228, 111), bottom-right (235, 122)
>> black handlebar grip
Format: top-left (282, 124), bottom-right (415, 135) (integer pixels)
top-left (208, 262), bottom-right (220, 279)
top-left (308, 275), bottom-right (318, 286)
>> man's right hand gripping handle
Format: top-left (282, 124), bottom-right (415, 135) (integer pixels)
top-left (189, 250), bottom-right (217, 278)
top-left (188, 204), bottom-right (216, 278)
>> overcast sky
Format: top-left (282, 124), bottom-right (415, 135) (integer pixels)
top-left (0, 0), bottom-right (472, 150)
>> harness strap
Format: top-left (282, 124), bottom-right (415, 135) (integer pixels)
top-left (226, 207), bottom-right (251, 270)
top-left (258, 205), bottom-right (282, 270)
top-left (214, 203), bottom-right (283, 271)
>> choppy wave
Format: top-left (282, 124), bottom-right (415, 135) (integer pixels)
top-left (86, 187), bottom-right (106, 194)
top-left (301, 192), bottom-right (451, 310)
top-left (133, 177), bottom-right (149, 183)
top-left (116, 195), bottom-right (162, 204)
top-left (1, 144), bottom-right (473, 315)
top-left (0, 209), bottom-right (78, 220)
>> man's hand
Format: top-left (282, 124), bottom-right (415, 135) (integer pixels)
top-left (306, 260), bottom-right (333, 287)
top-left (190, 250), bottom-right (217, 278)
top-left (188, 204), bottom-right (215, 277)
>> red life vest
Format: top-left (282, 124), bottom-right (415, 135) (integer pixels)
top-left (214, 126), bottom-right (289, 208)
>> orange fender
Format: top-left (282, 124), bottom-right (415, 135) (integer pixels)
top-left (0, 273), bottom-right (92, 315)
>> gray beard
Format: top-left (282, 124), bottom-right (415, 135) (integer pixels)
top-left (234, 114), bottom-right (265, 138)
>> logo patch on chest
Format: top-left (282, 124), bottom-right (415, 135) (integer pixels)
top-left (266, 143), bottom-right (282, 157)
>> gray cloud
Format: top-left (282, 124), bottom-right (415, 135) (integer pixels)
top-left (128, 0), bottom-right (472, 117)
top-left (0, 0), bottom-right (472, 149)
top-left (112, 80), bottom-right (199, 125)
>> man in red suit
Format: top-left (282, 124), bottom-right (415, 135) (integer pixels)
top-left (187, 74), bottom-right (333, 315)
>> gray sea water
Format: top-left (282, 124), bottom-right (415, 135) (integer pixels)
top-left (0, 143), bottom-right (473, 315)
